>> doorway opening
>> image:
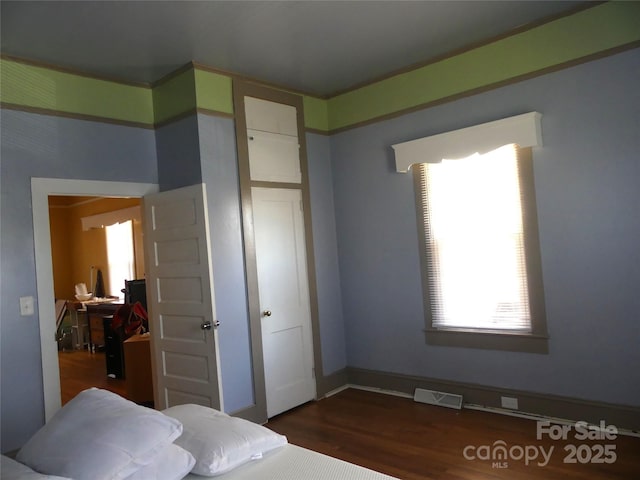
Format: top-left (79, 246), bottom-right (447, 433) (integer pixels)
top-left (48, 194), bottom-right (144, 405)
top-left (32, 178), bottom-right (158, 421)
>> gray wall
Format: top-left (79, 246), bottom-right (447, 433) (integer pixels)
top-left (155, 113), bottom-right (256, 413)
top-left (155, 115), bottom-right (203, 190)
top-left (0, 110), bottom-right (158, 451)
top-left (197, 114), bottom-right (254, 412)
top-left (306, 133), bottom-right (347, 375)
top-left (331, 48), bottom-right (640, 406)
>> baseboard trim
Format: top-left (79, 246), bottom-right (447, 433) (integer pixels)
top-left (317, 368), bottom-right (349, 398)
top-left (346, 367), bottom-right (640, 433)
top-left (230, 368), bottom-right (349, 423)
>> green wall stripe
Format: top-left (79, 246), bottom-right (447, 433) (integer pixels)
top-left (190, 67), bottom-right (328, 130)
top-left (2, 2), bottom-right (638, 132)
top-left (152, 68), bottom-right (198, 124)
top-left (327, 1), bottom-right (640, 131)
top-left (0, 58), bottom-right (154, 125)
top-left (0, 102), bottom-right (155, 129)
top-left (302, 95), bottom-right (329, 132)
top-left (194, 69), bottom-right (234, 116)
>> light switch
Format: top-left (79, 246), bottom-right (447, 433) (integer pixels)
top-left (20, 296), bottom-right (35, 316)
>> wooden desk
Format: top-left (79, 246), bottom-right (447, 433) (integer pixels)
top-left (86, 303), bottom-right (121, 352)
top-left (86, 302), bottom-right (125, 379)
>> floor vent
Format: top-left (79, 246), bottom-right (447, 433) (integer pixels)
top-left (414, 388), bottom-right (463, 410)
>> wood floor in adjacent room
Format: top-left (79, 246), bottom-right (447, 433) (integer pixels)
top-left (267, 388), bottom-right (640, 480)
top-left (58, 348), bottom-right (127, 405)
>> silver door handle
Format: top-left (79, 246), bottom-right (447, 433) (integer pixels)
top-left (262, 310), bottom-right (272, 317)
top-left (201, 320), bottom-right (220, 330)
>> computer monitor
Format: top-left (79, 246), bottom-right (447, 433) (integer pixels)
top-left (124, 279), bottom-right (147, 311)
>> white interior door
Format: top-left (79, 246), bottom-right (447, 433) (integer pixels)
top-left (143, 184), bottom-right (223, 411)
top-left (252, 187), bottom-right (315, 417)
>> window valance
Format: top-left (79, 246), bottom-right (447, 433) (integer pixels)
top-left (81, 206), bottom-right (141, 231)
top-left (392, 112), bottom-right (543, 173)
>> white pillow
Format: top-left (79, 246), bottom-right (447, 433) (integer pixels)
top-left (124, 443), bottom-right (195, 480)
top-left (162, 404), bottom-right (287, 476)
top-left (16, 388), bottom-right (183, 480)
top-left (1, 455), bottom-right (72, 480)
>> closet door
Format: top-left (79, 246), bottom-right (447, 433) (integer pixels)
top-left (252, 187), bottom-right (315, 417)
top-left (243, 94), bottom-right (316, 417)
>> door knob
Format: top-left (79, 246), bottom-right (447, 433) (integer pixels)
top-left (262, 310), bottom-right (272, 317)
top-left (201, 320), bottom-right (220, 330)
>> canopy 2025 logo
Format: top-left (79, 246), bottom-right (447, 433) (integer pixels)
top-left (463, 420), bottom-right (617, 469)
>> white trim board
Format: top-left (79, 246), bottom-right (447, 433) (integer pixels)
top-left (32, 178), bottom-right (158, 421)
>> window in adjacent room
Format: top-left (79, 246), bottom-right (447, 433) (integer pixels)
top-left (105, 220), bottom-right (135, 298)
top-left (413, 143), bottom-right (548, 353)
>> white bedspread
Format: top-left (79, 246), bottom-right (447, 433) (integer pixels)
top-left (183, 444), bottom-right (399, 480)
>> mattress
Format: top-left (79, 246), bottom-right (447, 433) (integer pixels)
top-left (183, 444), bottom-right (399, 480)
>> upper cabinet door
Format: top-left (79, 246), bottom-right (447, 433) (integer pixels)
top-left (247, 129), bottom-right (301, 184)
top-left (244, 96), bottom-right (301, 183)
top-left (245, 96), bottom-right (298, 137)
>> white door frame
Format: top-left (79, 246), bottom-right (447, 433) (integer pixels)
top-left (32, 178), bottom-right (158, 421)
top-left (233, 80), bottom-right (325, 422)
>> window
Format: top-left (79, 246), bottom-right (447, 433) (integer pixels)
top-left (83, 206), bottom-right (141, 298)
top-left (392, 113), bottom-right (548, 353)
top-left (105, 220), bottom-right (135, 298)
top-left (414, 145), bottom-right (548, 353)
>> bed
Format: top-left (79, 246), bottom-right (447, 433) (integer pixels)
top-left (184, 444), bottom-right (397, 480)
top-left (4, 388), bottom-right (398, 480)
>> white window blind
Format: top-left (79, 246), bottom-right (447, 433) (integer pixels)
top-left (106, 220), bottom-right (135, 298)
top-left (418, 144), bottom-right (532, 332)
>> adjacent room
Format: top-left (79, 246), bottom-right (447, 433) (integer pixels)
top-left (1, 1), bottom-right (639, 479)
top-left (48, 195), bottom-right (150, 405)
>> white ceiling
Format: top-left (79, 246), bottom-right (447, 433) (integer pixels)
top-left (1, 0), bottom-right (586, 96)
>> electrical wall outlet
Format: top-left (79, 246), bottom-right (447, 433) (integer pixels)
top-left (20, 296), bottom-right (35, 316)
top-left (501, 396), bottom-right (519, 410)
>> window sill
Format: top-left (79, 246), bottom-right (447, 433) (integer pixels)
top-left (424, 328), bottom-right (549, 354)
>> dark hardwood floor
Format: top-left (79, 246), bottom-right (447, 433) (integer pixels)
top-left (58, 348), bottom-right (127, 405)
top-left (59, 353), bottom-right (639, 479)
top-left (267, 388), bottom-right (640, 480)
